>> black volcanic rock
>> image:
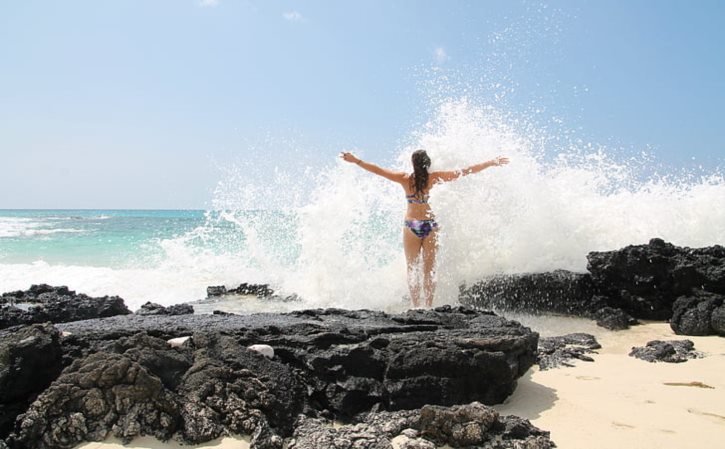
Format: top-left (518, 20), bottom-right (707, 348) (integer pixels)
top-left (289, 403), bottom-right (554, 449)
top-left (2, 306), bottom-right (539, 448)
top-left (206, 285), bottom-right (227, 297)
top-left (136, 302), bottom-right (194, 316)
top-left (711, 304), bottom-right (725, 336)
top-left (537, 333), bottom-right (601, 370)
top-left (0, 324), bottom-right (63, 440)
top-left (57, 307), bottom-right (538, 418)
top-left (459, 240), bottom-right (725, 336)
top-left (459, 270), bottom-right (600, 315)
top-left (207, 283), bottom-right (275, 298)
top-left (289, 411), bottom-right (419, 449)
top-left (7, 350), bottom-right (180, 448)
top-left (594, 306), bottom-right (638, 331)
top-left (587, 238), bottom-right (725, 320)
top-left (6, 331), bottom-right (306, 449)
top-left (670, 290), bottom-right (724, 336)
top-left (419, 402), bottom-right (498, 446)
top-left (629, 340), bottom-right (701, 363)
top-left (0, 285), bottom-right (130, 329)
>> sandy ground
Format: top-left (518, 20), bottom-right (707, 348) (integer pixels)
top-left (73, 322), bottom-right (724, 449)
top-left (494, 322), bottom-right (725, 449)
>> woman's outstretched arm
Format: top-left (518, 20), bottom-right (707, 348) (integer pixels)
top-left (340, 152), bottom-right (407, 184)
top-left (431, 156), bottom-right (509, 183)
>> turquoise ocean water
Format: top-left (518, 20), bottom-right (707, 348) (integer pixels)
top-left (0, 210), bottom-right (205, 267)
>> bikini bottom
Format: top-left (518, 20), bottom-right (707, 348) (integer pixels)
top-left (404, 219), bottom-right (438, 239)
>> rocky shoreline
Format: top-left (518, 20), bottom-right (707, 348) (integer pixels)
top-left (1, 306), bottom-right (550, 449)
top-left (1, 238), bottom-right (723, 448)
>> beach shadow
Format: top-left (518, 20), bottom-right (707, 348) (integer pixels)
top-left (495, 369), bottom-right (559, 420)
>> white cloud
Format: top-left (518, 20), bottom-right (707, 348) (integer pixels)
top-left (199, 0), bottom-right (219, 7)
top-left (283, 11), bottom-right (305, 22)
top-left (434, 47), bottom-right (448, 64)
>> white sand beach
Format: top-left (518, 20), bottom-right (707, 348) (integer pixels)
top-left (495, 322), bottom-right (725, 449)
top-left (73, 322), bottom-right (724, 449)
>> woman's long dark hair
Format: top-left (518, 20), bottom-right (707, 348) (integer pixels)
top-left (411, 149), bottom-right (431, 196)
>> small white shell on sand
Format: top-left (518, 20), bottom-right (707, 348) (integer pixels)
top-left (61, 331), bottom-right (73, 337)
top-left (248, 344), bottom-right (274, 359)
top-left (167, 336), bottom-right (191, 348)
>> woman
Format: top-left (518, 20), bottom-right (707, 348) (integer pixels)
top-left (340, 149), bottom-right (509, 307)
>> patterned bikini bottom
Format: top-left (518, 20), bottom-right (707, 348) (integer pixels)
top-left (404, 219), bottom-right (438, 239)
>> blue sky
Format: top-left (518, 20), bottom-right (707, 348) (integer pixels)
top-left (1, 0), bottom-right (723, 209)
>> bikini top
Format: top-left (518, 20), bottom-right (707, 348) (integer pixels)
top-left (406, 193), bottom-right (429, 204)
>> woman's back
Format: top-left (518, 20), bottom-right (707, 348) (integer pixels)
top-left (403, 174), bottom-right (434, 220)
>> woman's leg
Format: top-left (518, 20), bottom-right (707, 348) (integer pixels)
top-left (421, 229), bottom-right (438, 307)
top-left (403, 227), bottom-right (423, 307)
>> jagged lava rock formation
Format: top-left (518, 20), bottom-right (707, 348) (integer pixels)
top-left (1, 306), bottom-right (545, 449)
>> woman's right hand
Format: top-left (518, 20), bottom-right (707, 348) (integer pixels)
top-left (340, 152), bottom-right (360, 164)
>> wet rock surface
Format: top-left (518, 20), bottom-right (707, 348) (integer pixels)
top-left (537, 333), bottom-right (601, 370)
top-left (629, 340), bottom-right (702, 363)
top-left (1, 306), bottom-right (543, 448)
top-left (0, 285), bottom-right (130, 330)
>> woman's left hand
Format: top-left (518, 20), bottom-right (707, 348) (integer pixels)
top-left (340, 152), bottom-right (360, 164)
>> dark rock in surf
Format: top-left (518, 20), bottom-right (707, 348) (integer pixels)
top-left (206, 285), bottom-right (227, 296)
top-left (586, 238), bottom-right (725, 321)
top-left (206, 283), bottom-right (275, 298)
top-left (629, 339), bottom-right (701, 363)
top-left (670, 290), bottom-right (724, 336)
top-left (0, 285), bottom-right (130, 330)
top-left (458, 270), bottom-right (599, 316)
top-left (0, 324), bottom-right (63, 440)
top-left (136, 301), bottom-right (194, 316)
top-left (537, 333), bottom-right (600, 370)
top-left (212, 309), bottom-right (235, 315)
top-left (233, 283), bottom-right (274, 297)
top-left (594, 306), bottom-right (638, 330)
